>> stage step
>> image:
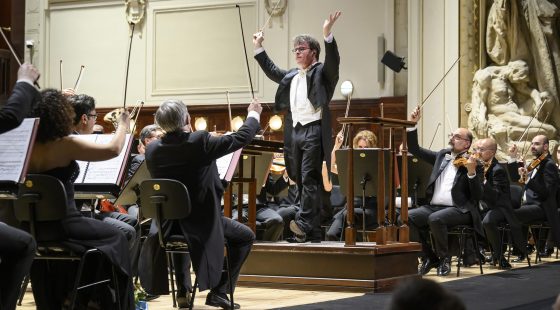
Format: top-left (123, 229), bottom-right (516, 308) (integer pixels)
top-left (239, 241), bottom-right (421, 292)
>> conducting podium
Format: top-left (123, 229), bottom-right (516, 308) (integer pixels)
top-left (223, 139), bottom-right (283, 233)
top-left (337, 116), bottom-right (416, 246)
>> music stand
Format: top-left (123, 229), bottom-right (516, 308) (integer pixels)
top-left (233, 153), bottom-right (273, 194)
top-left (114, 160), bottom-right (150, 206)
top-left (336, 148), bottom-right (390, 240)
top-left (396, 154), bottom-right (433, 208)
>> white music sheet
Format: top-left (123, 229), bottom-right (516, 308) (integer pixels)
top-left (216, 149), bottom-right (242, 181)
top-left (75, 134), bottom-right (131, 184)
top-left (0, 118), bottom-right (36, 183)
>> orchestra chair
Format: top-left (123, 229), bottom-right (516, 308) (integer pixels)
top-left (140, 179), bottom-right (234, 310)
top-left (14, 174), bottom-right (121, 309)
top-left (430, 224), bottom-right (484, 277)
top-left (497, 185), bottom-right (531, 266)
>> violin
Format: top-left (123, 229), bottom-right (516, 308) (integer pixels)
top-left (518, 152), bottom-right (547, 183)
top-left (452, 152), bottom-right (483, 168)
top-left (527, 152), bottom-right (547, 172)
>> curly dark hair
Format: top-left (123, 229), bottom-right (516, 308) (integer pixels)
top-left (33, 89), bottom-right (75, 143)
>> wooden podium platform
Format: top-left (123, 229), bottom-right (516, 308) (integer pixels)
top-left (239, 241), bottom-right (421, 292)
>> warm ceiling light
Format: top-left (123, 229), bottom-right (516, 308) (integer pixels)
top-left (194, 117), bottom-right (207, 131)
top-left (231, 116), bottom-right (244, 132)
top-left (269, 115), bottom-right (283, 131)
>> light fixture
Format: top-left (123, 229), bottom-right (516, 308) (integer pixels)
top-left (340, 80), bottom-right (353, 98)
top-left (231, 116), bottom-right (245, 132)
top-left (269, 114), bottom-right (283, 131)
top-left (194, 117), bottom-right (208, 131)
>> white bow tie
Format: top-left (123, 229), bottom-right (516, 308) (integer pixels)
top-left (444, 153), bottom-right (454, 161)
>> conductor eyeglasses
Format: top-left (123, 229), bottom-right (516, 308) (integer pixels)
top-left (291, 47), bottom-right (309, 53)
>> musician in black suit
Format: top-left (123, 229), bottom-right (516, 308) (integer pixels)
top-left (0, 63), bottom-right (40, 310)
top-left (402, 106), bottom-right (483, 276)
top-left (513, 135), bottom-right (560, 260)
top-left (144, 99), bottom-right (261, 309)
top-left (253, 11), bottom-right (341, 242)
top-left (477, 138), bottom-right (525, 269)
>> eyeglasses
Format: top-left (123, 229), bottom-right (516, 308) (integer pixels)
top-left (291, 47), bottom-right (309, 53)
top-left (87, 113), bottom-right (98, 120)
top-left (448, 133), bottom-right (468, 141)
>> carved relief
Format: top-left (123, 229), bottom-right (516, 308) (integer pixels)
top-left (467, 0), bottom-right (560, 159)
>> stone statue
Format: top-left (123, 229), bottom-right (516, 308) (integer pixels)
top-left (468, 60), bottom-right (557, 159)
top-left (485, 0), bottom-right (560, 128)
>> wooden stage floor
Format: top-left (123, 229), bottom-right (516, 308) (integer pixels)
top-left (17, 243), bottom-right (559, 309)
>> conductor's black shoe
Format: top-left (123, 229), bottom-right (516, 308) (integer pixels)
top-left (418, 256), bottom-right (440, 275)
top-left (205, 292), bottom-right (240, 309)
top-left (436, 257), bottom-right (451, 276)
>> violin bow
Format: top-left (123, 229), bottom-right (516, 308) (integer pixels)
top-left (74, 65), bottom-right (85, 92)
top-left (59, 60), bottom-right (64, 90)
top-left (521, 111), bottom-right (551, 160)
top-left (235, 4), bottom-right (271, 111)
top-left (417, 56), bottom-right (462, 111)
top-left (0, 27), bottom-right (40, 88)
top-left (341, 92), bottom-right (352, 148)
top-left (226, 91), bottom-right (233, 132)
top-left (123, 22), bottom-right (135, 110)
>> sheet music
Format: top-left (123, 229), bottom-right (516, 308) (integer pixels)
top-left (216, 149), bottom-right (242, 181)
top-left (0, 118), bottom-right (36, 183)
top-left (73, 134), bottom-right (99, 182)
top-left (75, 134), bottom-right (131, 184)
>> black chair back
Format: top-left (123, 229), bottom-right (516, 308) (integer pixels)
top-left (510, 184), bottom-right (523, 210)
top-left (14, 174), bottom-right (68, 238)
top-left (139, 179), bottom-right (192, 220)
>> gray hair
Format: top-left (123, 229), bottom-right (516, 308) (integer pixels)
top-left (155, 99), bottom-right (189, 133)
top-left (139, 124), bottom-right (161, 145)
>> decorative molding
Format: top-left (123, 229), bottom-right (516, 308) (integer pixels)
top-left (146, 1), bottom-right (258, 98)
top-left (459, 0), bottom-right (481, 127)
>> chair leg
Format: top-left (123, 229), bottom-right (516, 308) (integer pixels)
top-left (457, 229), bottom-right (465, 277)
top-left (166, 252), bottom-right (177, 308)
top-left (17, 274), bottom-right (30, 306)
top-left (189, 277), bottom-right (198, 310)
top-left (225, 243), bottom-right (234, 310)
top-left (534, 227), bottom-right (541, 264)
top-left (112, 265), bottom-right (121, 310)
top-left (68, 249), bottom-right (98, 309)
top-left (472, 231), bottom-right (483, 275)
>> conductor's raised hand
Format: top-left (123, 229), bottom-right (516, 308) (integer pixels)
top-left (410, 106), bottom-right (421, 122)
top-left (323, 11), bottom-right (342, 38)
top-left (253, 31), bottom-right (264, 48)
top-left (248, 98), bottom-right (263, 115)
top-left (18, 63), bottom-right (40, 84)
